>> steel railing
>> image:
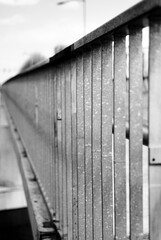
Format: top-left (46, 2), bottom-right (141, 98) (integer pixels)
top-left (2, 0), bottom-right (161, 239)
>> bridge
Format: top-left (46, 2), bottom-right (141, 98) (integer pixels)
top-left (1, 0), bottom-right (161, 239)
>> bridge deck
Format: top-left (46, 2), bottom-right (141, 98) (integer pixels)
top-left (0, 102), bottom-right (26, 210)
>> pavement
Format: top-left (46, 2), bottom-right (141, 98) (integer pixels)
top-left (0, 101), bottom-right (26, 211)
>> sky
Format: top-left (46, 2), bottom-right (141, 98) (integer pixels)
top-left (0, 0), bottom-right (141, 83)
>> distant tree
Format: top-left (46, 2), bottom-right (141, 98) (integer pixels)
top-left (19, 53), bottom-right (46, 73)
top-left (54, 45), bottom-right (65, 54)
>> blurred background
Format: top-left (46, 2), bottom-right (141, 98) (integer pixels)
top-left (0, 0), bottom-right (141, 84)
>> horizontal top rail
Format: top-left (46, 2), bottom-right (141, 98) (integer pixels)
top-left (73, 0), bottom-right (161, 49)
top-left (3, 0), bottom-right (161, 82)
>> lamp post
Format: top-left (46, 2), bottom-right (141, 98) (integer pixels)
top-left (57, 0), bottom-right (86, 36)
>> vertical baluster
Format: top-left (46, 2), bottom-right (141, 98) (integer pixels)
top-left (65, 61), bottom-right (73, 239)
top-left (149, 16), bottom-right (161, 240)
top-left (44, 71), bottom-right (47, 200)
top-left (32, 78), bottom-right (35, 167)
top-left (39, 75), bottom-right (42, 188)
top-left (51, 68), bottom-right (56, 220)
top-left (84, 47), bottom-right (93, 240)
top-left (39, 74), bottom-right (43, 184)
top-left (114, 32), bottom-right (127, 239)
top-left (54, 67), bottom-right (59, 224)
top-left (34, 77), bottom-right (37, 127)
top-left (28, 77), bottom-right (31, 155)
top-left (129, 25), bottom-right (143, 239)
top-left (44, 71), bottom-right (47, 198)
top-left (77, 52), bottom-right (86, 240)
top-left (41, 75), bottom-right (44, 189)
top-left (25, 78), bottom-right (29, 149)
top-left (55, 67), bottom-right (60, 226)
top-left (32, 77), bottom-right (35, 166)
top-left (34, 78), bottom-right (38, 172)
top-left (37, 73), bottom-right (40, 179)
top-left (61, 64), bottom-right (68, 239)
top-left (71, 58), bottom-right (78, 239)
top-left (47, 70), bottom-right (50, 203)
top-left (101, 38), bottom-right (113, 239)
top-left (48, 68), bottom-right (52, 210)
top-left (46, 69), bottom-right (50, 206)
top-left (42, 75), bottom-right (46, 191)
top-left (92, 43), bottom-right (103, 240)
top-left (57, 65), bottom-right (63, 231)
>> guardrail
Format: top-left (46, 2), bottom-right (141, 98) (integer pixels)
top-left (2, 0), bottom-right (161, 239)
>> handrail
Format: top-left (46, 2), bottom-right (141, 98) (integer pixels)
top-left (4, 0), bottom-right (161, 83)
top-left (2, 1), bottom-right (161, 240)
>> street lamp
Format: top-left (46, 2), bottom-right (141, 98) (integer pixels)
top-left (57, 0), bottom-right (86, 36)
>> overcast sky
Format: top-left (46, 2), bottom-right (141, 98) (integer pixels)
top-left (0, 0), bottom-right (141, 83)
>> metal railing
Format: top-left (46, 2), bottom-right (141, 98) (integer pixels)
top-left (2, 0), bottom-right (161, 239)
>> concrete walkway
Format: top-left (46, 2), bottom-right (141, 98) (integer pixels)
top-left (0, 96), bottom-right (33, 240)
top-left (0, 102), bottom-right (26, 210)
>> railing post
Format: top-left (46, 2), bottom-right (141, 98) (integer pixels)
top-left (114, 31), bottom-right (127, 240)
top-left (149, 15), bottom-right (161, 240)
top-left (129, 25), bottom-right (143, 239)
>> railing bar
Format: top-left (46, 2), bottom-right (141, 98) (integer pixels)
top-left (44, 71), bottom-right (48, 204)
top-left (61, 64), bottom-right (68, 238)
top-left (52, 69), bottom-right (57, 219)
top-left (77, 52), bottom-right (86, 240)
top-left (57, 65), bottom-right (63, 231)
top-left (101, 39), bottom-right (113, 239)
top-left (71, 58), bottom-right (78, 239)
top-left (34, 79), bottom-right (38, 175)
top-left (37, 78), bottom-right (42, 186)
top-left (50, 70), bottom-right (55, 215)
top-left (54, 68), bottom-right (60, 224)
top-left (34, 79), bottom-right (37, 173)
top-left (38, 78), bottom-right (43, 192)
top-left (42, 77), bottom-right (45, 191)
top-left (42, 74), bottom-right (46, 204)
top-left (57, 67), bottom-right (62, 228)
top-left (84, 48), bottom-right (93, 240)
top-left (114, 33), bottom-right (127, 239)
top-left (149, 16), bottom-right (161, 240)
top-left (92, 43), bottom-right (103, 240)
top-left (41, 76), bottom-right (44, 194)
top-left (129, 26), bottom-right (143, 239)
top-left (48, 69), bottom-right (52, 209)
top-left (47, 71), bottom-right (51, 206)
top-left (65, 60), bottom-right (73, 239)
